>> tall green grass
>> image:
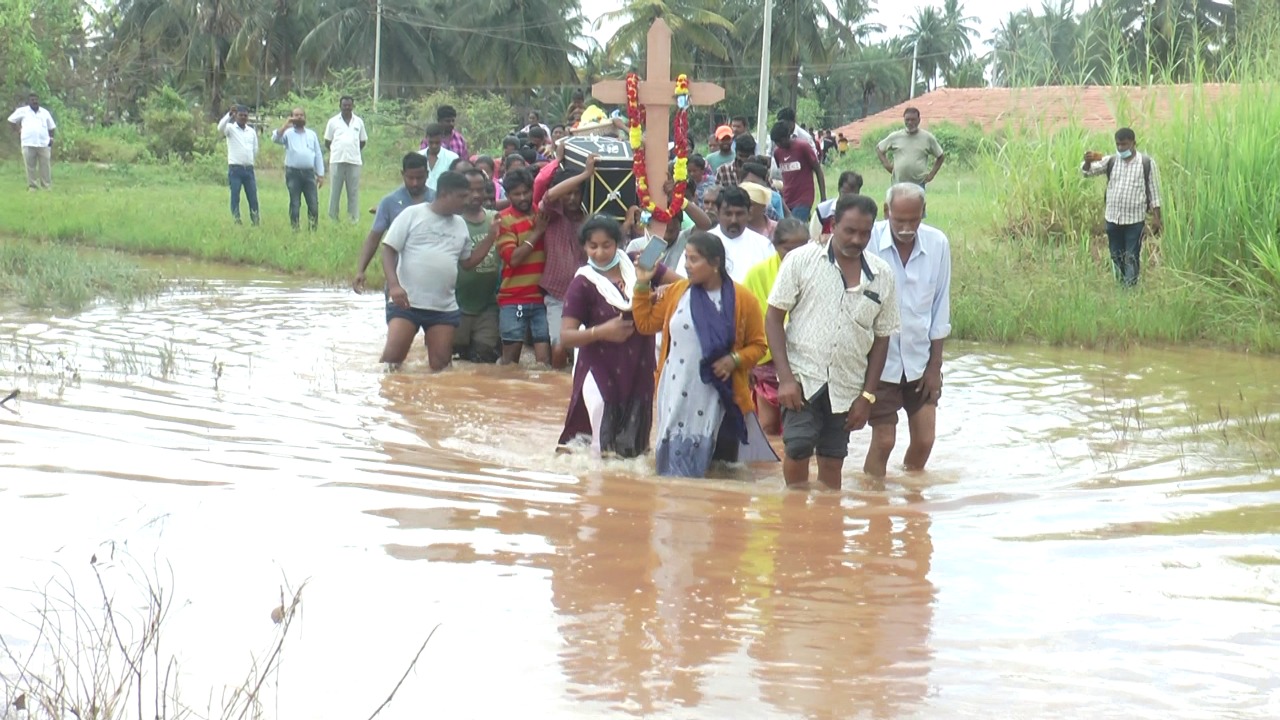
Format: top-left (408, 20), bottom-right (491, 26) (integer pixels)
top-left (0, 239), bottom-right (165, 312)
top-left (0, 163), bottom-right (402, 282)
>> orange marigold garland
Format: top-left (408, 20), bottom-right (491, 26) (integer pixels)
top-left (625, 72), bottom-right (690, 225)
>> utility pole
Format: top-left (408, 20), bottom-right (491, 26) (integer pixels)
top-left (909, 38), bottom-right (920, 99)
top-left (755, 0), bottom-right (773, 141)
top-left (373, 0), bottom-right (383, 111)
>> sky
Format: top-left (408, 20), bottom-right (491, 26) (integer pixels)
top-left (585, 0), bottom-right (1084, 49)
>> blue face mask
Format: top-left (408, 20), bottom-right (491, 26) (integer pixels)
top-left (589, 251), bottom-right (622, 272)
top-left (1117, 148), bottom-right (1134, 160)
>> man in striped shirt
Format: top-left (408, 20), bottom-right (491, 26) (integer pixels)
top-left (496, 168), bottom-right (551, 366)
top-left (1082, 127), bottom-right (1163, 286)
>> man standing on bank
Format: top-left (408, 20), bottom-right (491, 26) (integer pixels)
top-left (767, 195), bottom-right (899, 490)
top-left (8, 93), bottom-right (56, 191)
top-left (272, 108), bottom-right (325, 230)
top-left (1081, 127), bottom-right (1163, 286)
top-left (876, 107), bottom-right (945, 192)
top-left (864, 183), bottom-right (952, 477)
top-left (324, 95), bottom-right (367, 223)
top-left (217, 105), bottom-right (259, 225)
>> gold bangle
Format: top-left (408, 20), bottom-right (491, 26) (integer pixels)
top-left (731, 351), bottom-right (741, 368)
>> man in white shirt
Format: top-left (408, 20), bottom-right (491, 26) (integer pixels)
top-left (324, 96), bottom-right (367, 223)
top-left (676, 186), bottom-right (774, 282)
top-left (8, 93), bottom-right (57, 190)
top-left (417, 123), bottom-right (459, 197)
top-left (217, 105), bottom-right (260, 225)
top-left (864, 183), bottom-right (952, 477)
top-left (380, 171), bottom-right (499, 371)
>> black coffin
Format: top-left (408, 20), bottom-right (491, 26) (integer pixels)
top-left (562, 135), bottom-right (636, 221)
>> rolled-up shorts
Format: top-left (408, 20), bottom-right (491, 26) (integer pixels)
top-left (781, 384), bottom-right (850, 460)
top-left (499, 302), bottom-right (550, 345)
top-left (868, 373), bottom-right (936, 427)
top-left (751, 362), bottom-right (780, 407)
top-left (544, 294), bottom-right (565, 345)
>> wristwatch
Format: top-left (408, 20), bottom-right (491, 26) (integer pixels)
top-left (861, 390), bottom-right (877, 404)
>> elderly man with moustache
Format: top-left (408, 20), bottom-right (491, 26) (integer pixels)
top-left (863, 183), bottom-right (952, 477)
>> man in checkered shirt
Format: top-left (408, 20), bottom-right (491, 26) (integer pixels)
top-left (1082, 127), bottom-right (1164, 286)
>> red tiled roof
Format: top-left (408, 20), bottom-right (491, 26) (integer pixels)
top-left (835, 84), bottom-right (1238, 146)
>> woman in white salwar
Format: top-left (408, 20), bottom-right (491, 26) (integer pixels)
top-left (633, 232), bottom-right (780, 477)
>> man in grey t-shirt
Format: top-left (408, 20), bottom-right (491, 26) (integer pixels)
top-left (380, 171), bottom-right (500, 371)
top-left (876, 107), bottom-right (945, 188)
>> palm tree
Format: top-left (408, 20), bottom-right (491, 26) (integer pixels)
top-left (902, 6), bottom-right (949, 92)
top-left (944, 53), bottom-right (988, 88)
top-left (729, 0), bottom-right (881, 109)
top-left (941, 0), bottom-right (980, 61)
top-left (596, 0), bottom-right (735, 73)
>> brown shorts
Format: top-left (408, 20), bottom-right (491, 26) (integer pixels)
top-left (868, 374), bottom-right (937, 427)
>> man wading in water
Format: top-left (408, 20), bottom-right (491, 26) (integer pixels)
top-left (352, 153), bottom-right (431, 293)
top-left (864, 183), bottom-right (952, 476)
top-left (379, 171), bottom-right (500, 370)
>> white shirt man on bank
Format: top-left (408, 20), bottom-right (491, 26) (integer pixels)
top-left (8, 93), bottom-right (57, 190)
top-left (217, 104), bottom-right (260, 225)
top-left (863, 183), bottom-right (952, 477)
top-left (324, 95), bottom-right (367, 223)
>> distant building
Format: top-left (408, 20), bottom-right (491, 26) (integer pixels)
top-left (834, 84), bottom-right (1240, 146)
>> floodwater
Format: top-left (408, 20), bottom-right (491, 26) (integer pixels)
top-left (1, 279), bottom-right (1278, 719)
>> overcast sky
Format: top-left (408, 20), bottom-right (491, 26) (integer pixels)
top-left (586, 0), bottom-right (1084, 48)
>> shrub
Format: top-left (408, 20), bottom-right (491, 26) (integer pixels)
top-left (62, 124), bottom-right (151, 164)
top-left (407, 91), bottom-right (516, 156)
top-left (140, 86), bottom-right (203, 160)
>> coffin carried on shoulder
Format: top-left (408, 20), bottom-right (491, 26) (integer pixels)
top-left (561, 135), bottom-right (636, 221)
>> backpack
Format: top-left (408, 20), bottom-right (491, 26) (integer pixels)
top-left (1104, 153), bottom-right (1154, 210)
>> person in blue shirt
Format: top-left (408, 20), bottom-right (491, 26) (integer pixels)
top-left (272, 108), bottom-right (326, 230)
top-left (352, 152), bottom-right (431, 293)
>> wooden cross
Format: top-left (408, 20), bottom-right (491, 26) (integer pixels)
top-left (592, 19), bottom-right (725, 237)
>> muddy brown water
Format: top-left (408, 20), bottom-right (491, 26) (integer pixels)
top-left (1, 280), bottom-right (1279, 719)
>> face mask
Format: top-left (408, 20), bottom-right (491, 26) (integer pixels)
top-left (1117, 149), bottom-right (1133, 159)
top-left (589, 251), bottom-right (622, 272)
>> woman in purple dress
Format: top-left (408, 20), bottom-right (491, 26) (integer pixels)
top-left (557, 216), bottom-right (673, 457)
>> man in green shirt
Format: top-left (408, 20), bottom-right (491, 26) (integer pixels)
top-left (875, 107), bottom-right (945, 189)
top-left (455, 168), bottom-right (502, 362)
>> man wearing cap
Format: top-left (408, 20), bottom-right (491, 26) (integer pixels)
top-left (741, 182), bottom-right (777, 238)
top-left (707, 125), bottom-right (736, 172)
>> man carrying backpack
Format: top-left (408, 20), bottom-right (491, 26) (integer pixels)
top-left (1082, 127), bottom-right (1163, 286)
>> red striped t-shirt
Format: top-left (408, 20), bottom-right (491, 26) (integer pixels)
top-left (497, 207), bottom-right (545, 306)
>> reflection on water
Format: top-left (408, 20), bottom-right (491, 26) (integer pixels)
top-left (2, 283), bottom-right (1279, 719)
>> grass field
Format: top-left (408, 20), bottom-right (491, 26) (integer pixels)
top-left (1, 155), bottom-right (1278, 352)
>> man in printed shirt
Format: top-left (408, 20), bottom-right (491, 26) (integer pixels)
top-left (864, 183), bottom-right (952, 477)
top-left (217, 105), bottom-right (260, 225)
top-left (714, 134), bottom-right (755, 188)
top-left (767, 194), bottom-right (899, 490)
top-left (496, 168), bottom-right (551, 366)
top-left (324, 96), bottom-right (367, 223)
top-left (1082, 127), bottom-right (1163, 286)
top-left (272, 107), bottom-right (325, 230)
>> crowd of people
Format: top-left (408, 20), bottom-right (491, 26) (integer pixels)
top-left (3, 86), bottom-right (1163, 484)
top-left (205, 93), bottom-right (1160, 484)
top-left (316, 96), bottom-right (959, 487)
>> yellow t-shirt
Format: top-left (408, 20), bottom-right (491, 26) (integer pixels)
top-left (742, 253), bottom-right (783, 364)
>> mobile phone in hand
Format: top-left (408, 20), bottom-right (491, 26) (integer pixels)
top-left (637, 237), bottom-right (667, 270)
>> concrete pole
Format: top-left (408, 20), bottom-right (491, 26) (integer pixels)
top-left (755, 0), bottom-right (774, 141)
top-left (373, 0), bottom-right (383, 111)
